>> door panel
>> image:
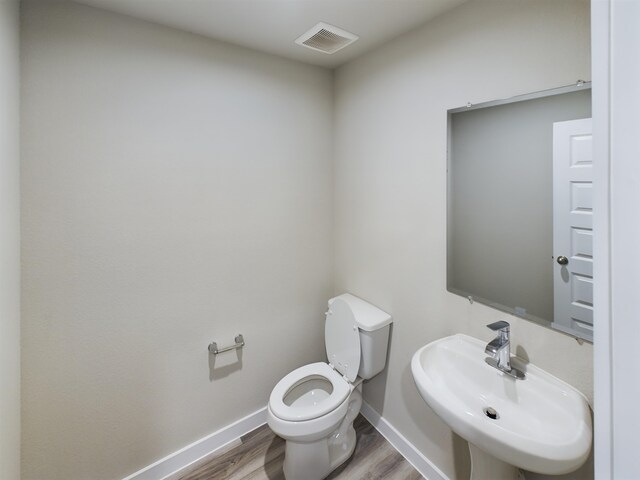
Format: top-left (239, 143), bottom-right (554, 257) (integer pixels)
top-left (553, 118), bottom-right (593, 339)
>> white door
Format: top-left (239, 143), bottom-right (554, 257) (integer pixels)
top-left (552, 118), bottom-right (593, 340)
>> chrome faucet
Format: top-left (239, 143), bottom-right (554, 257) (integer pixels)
top-left (485, 321), bottom-right (525, 379)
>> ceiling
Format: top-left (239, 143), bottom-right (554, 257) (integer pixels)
top-left (73, 0), bottom-right (467, 68)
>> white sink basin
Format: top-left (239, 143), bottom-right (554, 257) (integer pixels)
top-left (411, 334), bottom-right (592, 475)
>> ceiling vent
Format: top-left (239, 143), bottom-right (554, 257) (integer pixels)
top-left (295, 22), bottom-right (359, 54)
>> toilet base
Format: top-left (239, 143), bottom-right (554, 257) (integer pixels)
top-left (282, 425), bottom-right (356, 480)
top-left (329, 424), bottom-right (357, 471)
top-left (282, 387), bottom-right (362, 480)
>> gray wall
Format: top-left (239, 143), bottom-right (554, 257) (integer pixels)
top-left (449, 90), bottom-right (592, 323)
top-left (0, 0), bottom-right (21, 478)
top-left (20, 2), bottom-right (333, 479)
top-left (333, 1), bottom-right (593, 479)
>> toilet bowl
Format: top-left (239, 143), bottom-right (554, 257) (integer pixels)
top-left (268, 362), bottom-right (361, 440)
top-left (267, 294), bottom-right (391, 480)
top-left (268, 363), bottom-right (364, 479)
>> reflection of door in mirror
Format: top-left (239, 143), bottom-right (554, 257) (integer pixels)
top-left (553, 118), bottom-right (593, 341)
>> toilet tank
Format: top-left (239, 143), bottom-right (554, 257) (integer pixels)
top-left (328, 294), bottom-right (392, 380)
top-left (357, 324), bottom-right (391, 379)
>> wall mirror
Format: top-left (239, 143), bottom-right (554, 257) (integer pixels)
top-left (447, 83), bottom-right (593, 341)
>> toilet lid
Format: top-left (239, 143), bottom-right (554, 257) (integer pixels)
top-left (325, 297), bottom-right (361, 382)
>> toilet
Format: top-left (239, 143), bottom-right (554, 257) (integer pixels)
top-left (267, 293), bottom-right (392, 480)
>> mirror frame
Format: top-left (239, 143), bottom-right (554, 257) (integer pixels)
top-left (446, 81), bottom-right (593, 341)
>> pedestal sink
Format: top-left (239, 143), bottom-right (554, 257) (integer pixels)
top-left (411, 334), bottom-right (592, 479)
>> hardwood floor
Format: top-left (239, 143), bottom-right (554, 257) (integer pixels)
top-left (176, 415), bottom-right (422, 480)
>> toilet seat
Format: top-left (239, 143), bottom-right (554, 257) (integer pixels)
top-left (269, 362), bottom-right (351, 422)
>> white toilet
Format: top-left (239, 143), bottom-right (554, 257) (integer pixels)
top-left (267, 293), bottom-right (392, 480)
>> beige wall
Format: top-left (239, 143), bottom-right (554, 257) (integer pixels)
top-left (20, 2), bottom-right (333, 479)
top-left (21, 1), bottom-right (596, 479)
top-left (334, 1), bottom-right (593, 479)
top-left (0, 0), bottom-right (21, 479)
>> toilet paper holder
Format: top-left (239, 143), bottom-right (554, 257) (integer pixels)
top-left (208, 334), bottom-right (245, 355)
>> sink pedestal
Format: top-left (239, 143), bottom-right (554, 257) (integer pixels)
top-left (469, 443), bottom-right (518, 480)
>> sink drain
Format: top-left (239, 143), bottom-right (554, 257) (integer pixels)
top-left (483, 407), bottom-right (499, 420)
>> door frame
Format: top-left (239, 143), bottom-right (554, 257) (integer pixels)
top-left (592, 0), bottom-right (640, 477)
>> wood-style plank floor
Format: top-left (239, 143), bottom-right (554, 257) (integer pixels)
top-left (176, 415), bottom-right (423, 480)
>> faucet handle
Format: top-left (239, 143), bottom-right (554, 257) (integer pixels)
top-left (486, 320), bottom-right (510, 332)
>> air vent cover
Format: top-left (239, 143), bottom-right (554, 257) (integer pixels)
top-left (295, 22), bottom-right (359, 54)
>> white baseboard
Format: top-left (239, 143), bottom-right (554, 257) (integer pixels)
top-left (360, 401), bottom-right (449, 480)
top-left (122, 401), bottom-right (446, 480)
top-left (121, 407), bottom-right (268, 480)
